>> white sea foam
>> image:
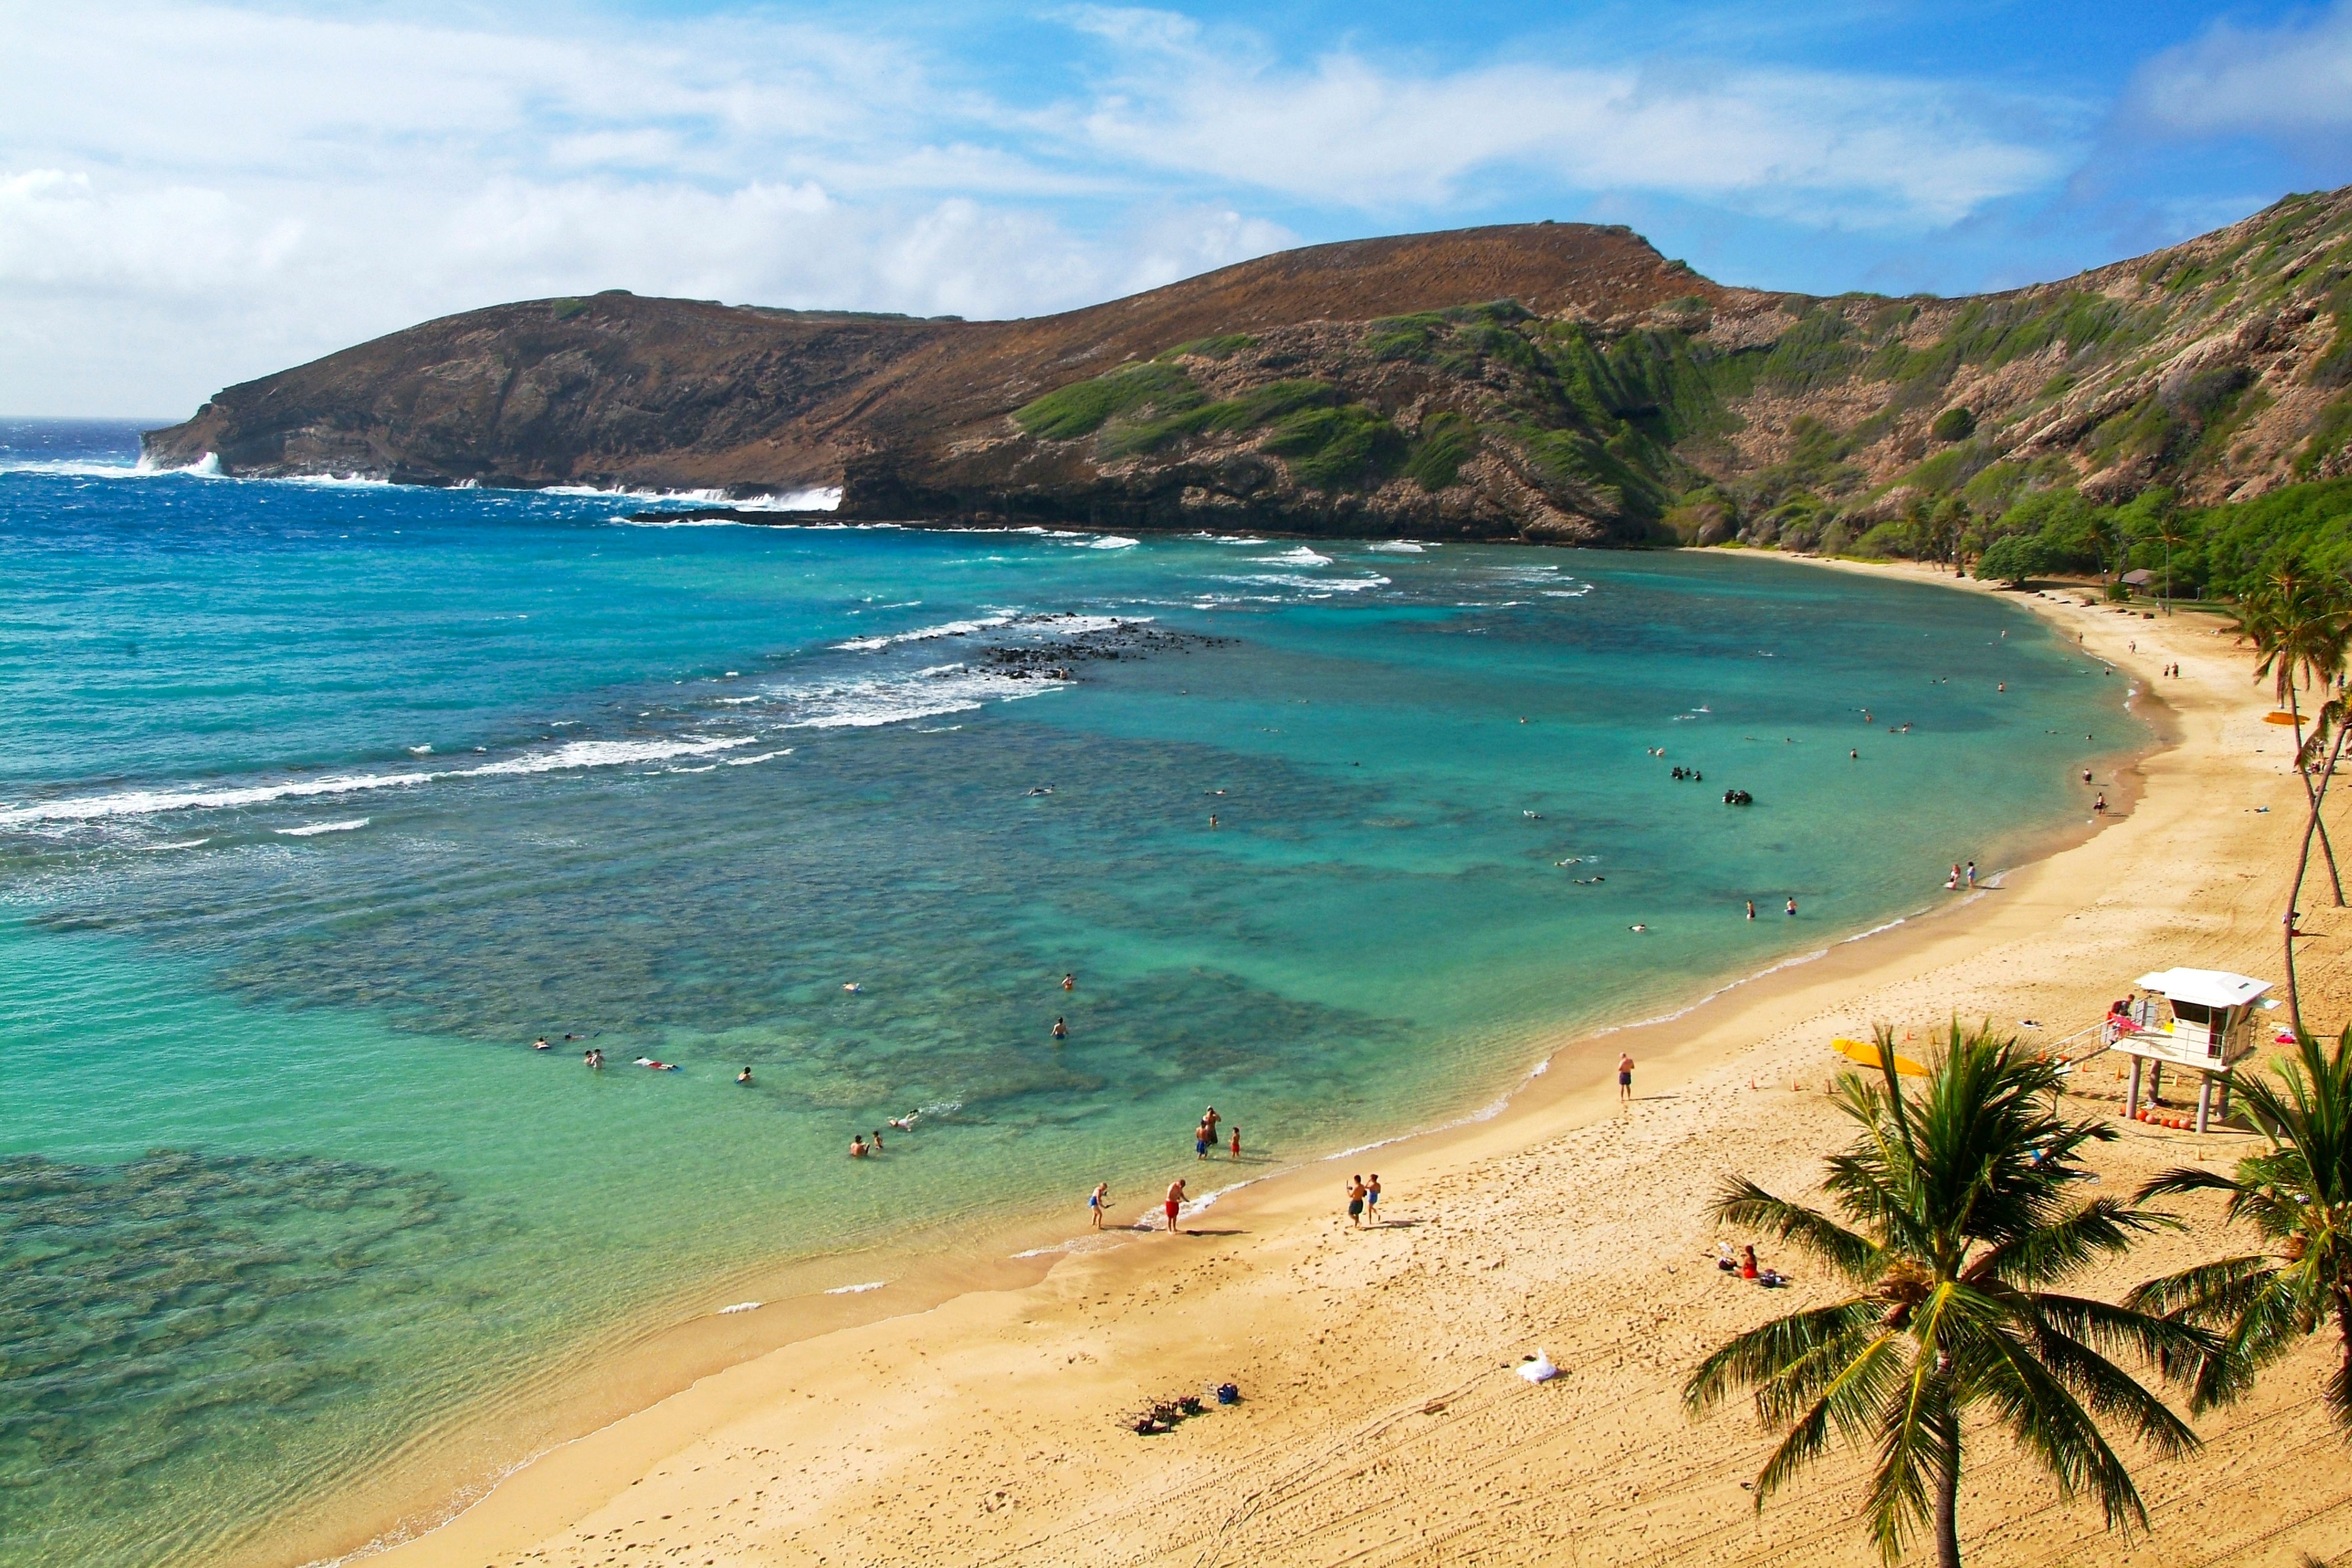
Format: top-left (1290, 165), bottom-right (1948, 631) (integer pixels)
top-left (553, 483), bottom-right (842, 511)
top-left (1368, 540), bottom-right (1426, 553)
top-left (717, 1300), bottom-right (762, 1315)
top-left (276, 818), bottom-right (369, 836)
top-left (724, 749), bottom-right (793, 766)
top-left (1088, 535), bottom-right (1139, 549)
top-left (0, 457), bottom-right (146, 478)
top-left (775, 665), bottom-right (1062, 729)
top-left (835, 613), bottom-right (1015, 652)
top-left (823, 1280), bottom-right (888, 1295)
top-left (1256, 546), bottom-right (1331, 566)
top-left (132, 838), bottom-right (210, 851)
top-left (1221, 572), bottom-right (1389, 594)
top-left (0, 735), bottom-right (756, 827)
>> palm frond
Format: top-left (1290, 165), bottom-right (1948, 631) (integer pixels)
top-left (1709, 1178), bottom-right (1881, 1280)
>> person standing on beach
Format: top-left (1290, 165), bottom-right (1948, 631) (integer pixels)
top-left (1618, 1051), bottom-right (1635, 1102)
top-left (1164, 1178), bottom-right (1186, 1233)
top-left (1346, 1176), bottom-right (1366, 1226)
top-left (1089, 1182), bottom-right (1109, 1229)
top-left (1366, 1174), bottom-right (1382, 1222)
top-left (1195, 1122), bottom-right (1210, 1160)
top-left (1965, 861), bottom-right (1976, 888)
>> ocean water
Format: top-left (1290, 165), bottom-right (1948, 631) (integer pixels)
top-left (0, 420), bottom-right (2145, 1567)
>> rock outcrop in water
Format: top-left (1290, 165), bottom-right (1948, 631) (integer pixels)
top-left (143, 187), bottom-right (2352, 545)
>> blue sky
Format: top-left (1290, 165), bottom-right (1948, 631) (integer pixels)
top-left (5, 1), bottom-right (2352, 414)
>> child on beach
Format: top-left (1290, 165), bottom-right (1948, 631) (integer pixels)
top-left (1229, 1125), bottom-right (1241, 1160)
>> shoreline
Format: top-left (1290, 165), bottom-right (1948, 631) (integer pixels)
top-left (306, 557), bottom-right (2272, 1568)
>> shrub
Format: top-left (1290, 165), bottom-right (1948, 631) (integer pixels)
top-left (1404, 413), bottom-right (1479, 492)
top-left (1975, 533), bottom-right (2048, 585)
top-left (1263, 404), bottom-right (1404, 490)
top-left (1931, 406), bottom-right (1976, 442)
top-left (1014, 363), bottom-right (1198, 440)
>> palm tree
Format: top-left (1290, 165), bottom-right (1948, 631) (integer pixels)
top-left (2236, 571), bottom-right (2352, 1031)
top-left (2130, 1028), bottom-right (2352, 1432)
top-left (1685, 1024), bottom-right (2211, 1568)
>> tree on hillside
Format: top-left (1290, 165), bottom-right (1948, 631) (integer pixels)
top-left (1973, 533), bottom-right (2046, 586)
top-left (2235, 569), bottom-right (2352, 1029)
top-left (2131, 1028), bottom-right (2352, 1434)
top-left (1684, 1025), bottom-right (2208, 1568)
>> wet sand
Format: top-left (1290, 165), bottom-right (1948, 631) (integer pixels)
top-left (362, 565), bottom-right (2350, 1568)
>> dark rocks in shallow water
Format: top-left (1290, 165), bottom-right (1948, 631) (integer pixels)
top-left (980, 616), bottom-right (1234, 682)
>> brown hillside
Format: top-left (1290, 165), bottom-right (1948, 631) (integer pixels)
top-left (143, 192), bottom-right (2352, 545)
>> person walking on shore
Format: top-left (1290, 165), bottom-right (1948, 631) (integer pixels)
top-left (1089, 1182), bottom-right (1109, 1229)
top-left (1164, 1178), bottom-right (1186, 1233)
top-left (1345, 1175), bottom-right (1366, 1227)
top-left (1366, 1173), bottom-right (1382, 1223)
top-left (1618, 1051), bottom-right (1635, 1102)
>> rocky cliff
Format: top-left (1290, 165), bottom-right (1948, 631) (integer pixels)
top-left (143, 188), bottom-right (2352, 546)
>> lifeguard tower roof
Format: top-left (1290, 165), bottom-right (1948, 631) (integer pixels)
top-left (2135, 968), bottom-right (2271, 1009)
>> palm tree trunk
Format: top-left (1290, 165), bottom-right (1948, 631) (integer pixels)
top-left (1935, 1418), bottom-right (1963, 1568)
top-left (2314, 725), bottom-right (2350, 906)
top-left (2288, 816), bottom-right (2315, 1037)
top-left (2287, 685), bottom-right (2345, 905)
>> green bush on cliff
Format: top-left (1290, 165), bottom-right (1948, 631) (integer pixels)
top-left (1405, 413), bottom-right (1479, 492)
top-left (1015, 362), bottom-right (1199, 440)
top-left (1263, 404), bottom-right (1404, 490)
top-left (1094, 379), bottom-right (1339, 459)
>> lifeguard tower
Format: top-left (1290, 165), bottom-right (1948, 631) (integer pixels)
top-left (2108, 968), bottom-right (2270, 1134)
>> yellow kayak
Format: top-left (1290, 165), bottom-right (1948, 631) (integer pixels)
top-left (1832, 1037), bottom-right (1930, 1076)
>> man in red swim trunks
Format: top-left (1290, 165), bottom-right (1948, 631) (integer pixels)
top-left (1164, 1178), bottom-right (1186, 1233)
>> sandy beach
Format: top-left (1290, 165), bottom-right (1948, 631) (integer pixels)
top-left (363, 561), bottom-right (2350, 1568)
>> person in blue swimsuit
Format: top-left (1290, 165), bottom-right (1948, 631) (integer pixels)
top-left (1088, 1182), bottom-right (1108, 1229)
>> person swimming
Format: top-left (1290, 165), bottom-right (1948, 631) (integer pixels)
top-left (635, 1057), bottom-right (677, 1071)
top-left (737, 1067), bottom-right (753, 1084)
top-left (533, 1036), bottom-right (552, 1050)
top-left (889, 1112), bottom-right (918, 1131)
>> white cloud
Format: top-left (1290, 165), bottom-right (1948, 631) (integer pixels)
top-left (2126, 1), bottom-right (2352, 139)
top-left (1061, 8), bottom-right (2072, 227)
top-left (0, 1), bottom-right (2084, 414)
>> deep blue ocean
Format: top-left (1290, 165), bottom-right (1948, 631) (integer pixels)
top-left (0, 418), bottom-right (2144, 1567)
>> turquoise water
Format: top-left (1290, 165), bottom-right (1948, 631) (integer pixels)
top-left (0, 420), bottom-right (2144, 1567)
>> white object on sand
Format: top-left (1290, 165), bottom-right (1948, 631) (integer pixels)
top-left (1517, 1351), bottom-right (1559, 1384)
